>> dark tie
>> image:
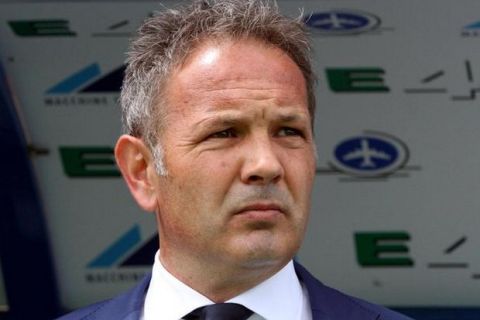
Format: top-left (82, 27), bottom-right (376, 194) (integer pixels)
top-left (183, 303), bottom-right (253, 320)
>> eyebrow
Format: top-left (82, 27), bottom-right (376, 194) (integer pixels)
top-left (195, 109), bottom-right (309, 130)
top-left (276, 113), bottom-right (307, 123)
top-left (193, 113), bottom-right (245, 132)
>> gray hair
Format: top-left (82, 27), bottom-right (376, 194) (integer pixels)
top-left (120, 0), bottom-right (316, 175)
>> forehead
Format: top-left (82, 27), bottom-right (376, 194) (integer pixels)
top-left (163, 38), bottom-right (308, 113)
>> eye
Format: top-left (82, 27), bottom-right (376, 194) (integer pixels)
top-left (278, 127), bottom-right (304, 137)
top-left (209, 128), bottom-right (237, 139)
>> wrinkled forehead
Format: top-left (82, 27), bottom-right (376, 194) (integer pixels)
top-left (183, 37), bottom-right (304, 82)
top-left (165, 38), bottom-right (308, 106)
top-left (144, 37), bottom-right (311, 145)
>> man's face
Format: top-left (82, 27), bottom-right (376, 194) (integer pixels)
top-left (153, 38), bottom-right (316, 272)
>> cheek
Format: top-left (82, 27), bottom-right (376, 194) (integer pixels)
top-left (283, 148), bottom-right (315, 174)
top-left (285, 157), bottom-right (315, 201)
top-left (207, 157), bottom-right (235, 173)
top-left (198, 153), bottom-right (240, 182)
top-left (171, 160), bottom-right (232, 206)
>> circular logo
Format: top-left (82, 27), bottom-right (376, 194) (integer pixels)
top-left (305, 10), bottom-right (380, 35)
top-left (332, 133), bottom-right (408, 177)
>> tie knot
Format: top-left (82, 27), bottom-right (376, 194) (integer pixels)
top-left (184, 303), bottom-right (253, 320)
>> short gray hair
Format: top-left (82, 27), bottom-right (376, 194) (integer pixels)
top-left (120, 0), bottom-right (316, 174)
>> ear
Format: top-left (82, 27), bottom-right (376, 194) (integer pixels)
top-left (115, 135), bottom-right (157, 212)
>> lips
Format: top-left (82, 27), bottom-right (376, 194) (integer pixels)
top-left (238, 203), bottom-right (283, 212)
top-left (235, 202), bottom-right (285, 219)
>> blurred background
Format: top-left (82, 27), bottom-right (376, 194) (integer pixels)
top-left (1, 0), bottom-right (480, 319)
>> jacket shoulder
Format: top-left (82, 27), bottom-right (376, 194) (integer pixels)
top-left (55, 275), bottom-right (151, 320)
top-left (294, 262), bottom-right (413, 320)
top-left (56, 300), bottom-right (110, 320)
top-left (346, 294), bottom-right (414, 320)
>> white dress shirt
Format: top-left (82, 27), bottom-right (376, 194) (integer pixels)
top-left (141, 251), bottom-right (312, 320)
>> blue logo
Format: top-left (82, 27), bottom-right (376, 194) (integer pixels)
top-left (464, 21), bottom-right (480, 30)
top-left (87, 225), bottom-right (158, 268)
top-left (462, 20), bottom-right (480, 37)
top-left (305, 10), bottom-right (380, 35)
top-left (46, 63), bottom-right (125, 94)
top-left (331, 132), bottom-right (408, 177)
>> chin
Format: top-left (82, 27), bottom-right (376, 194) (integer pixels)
top-left (235, 243), bottom-right (298, 271)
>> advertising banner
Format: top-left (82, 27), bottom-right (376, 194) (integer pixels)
top-left (1, 0), bottom-right (479, 309)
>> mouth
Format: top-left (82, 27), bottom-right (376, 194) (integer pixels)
top-left (235, 202), bottom-right (285, 220)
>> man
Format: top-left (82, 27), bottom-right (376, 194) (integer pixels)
top-left (59, 0), bottom-right (412, 319)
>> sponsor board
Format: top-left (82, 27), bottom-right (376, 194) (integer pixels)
top-left (317, 131), bottom-right (420, 181)
top-left (305, 9), bottom-right (392, 36)
top-left (2, 0), bottom-right (480, 309)
top-left (86, 225), bottom-right (157, 284)
top-left (44, 63), bottom-right (124, 107)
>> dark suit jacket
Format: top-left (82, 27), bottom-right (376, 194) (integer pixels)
top-left (57, 262), bottom-right (412, 319)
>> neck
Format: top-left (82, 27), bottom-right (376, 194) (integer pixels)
top-left (159, 250), bottom-right (288, 302)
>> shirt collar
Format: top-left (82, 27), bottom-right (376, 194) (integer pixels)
top-left (143, 251), bottom-right (306, 320)
top-left (227, 260), bottom-right (305, 320)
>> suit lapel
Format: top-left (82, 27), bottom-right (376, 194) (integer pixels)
top-left (92, 274), bottom-right (151, 320)
top-left (294, 262), bottom-right (379, 320)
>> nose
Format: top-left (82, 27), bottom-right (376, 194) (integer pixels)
top-left (240, 135), bottom-right (284, 185)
